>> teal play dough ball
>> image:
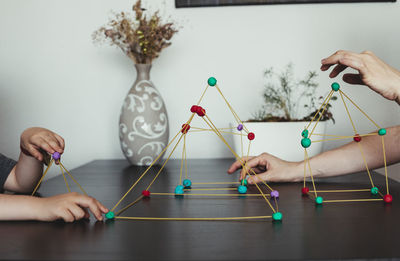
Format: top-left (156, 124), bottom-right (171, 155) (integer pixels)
top-left (378, 128), bottom-right (387, 136)
top-left (242, 179), bottom-right (248, 186)
top-left (331, 82), bottom-right (340, 91)
top-left (371, 187), bottom-right (379, 195)
top-left (301, 129), bottom-right (309, 138)
top-left (105, 211), bottom-right (115, 220)
top-left (175, 185), bottom-right (185, 194)
top-left (238, 185), bottom-right (247, 194)
top-left (315, 196), bottom-right (323, 205)
top-left (207, 77), bottom-right (217, 86)
top-left (301, 138), bottom-right (311, 148)
top-left (272, 212), bottom-right (282, 221)
top-left (182, 179), bottom-right (192, 188)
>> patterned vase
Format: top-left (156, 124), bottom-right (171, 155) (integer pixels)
top-left (119, 64), bottom-right (169, 166)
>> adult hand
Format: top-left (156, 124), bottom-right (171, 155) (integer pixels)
top-left (20, 127), bottom-right (65, 162)
top-left (321, 50), bottom-right (400, 104)
top-left (227, 153), bottom-right (301, 184)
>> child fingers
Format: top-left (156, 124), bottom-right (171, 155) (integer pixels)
top-left (27, 145), bottom-right (43, 161)
top-left (37, 138), bottom-right (55, 154)
top-left (60, 209), bottom-right (75, 223)
top-left (68, 205), bottom-right (86, 221)
top-left (54, 134), bottom-right (65, 151)
top-left (75, 196), bottom-right (104, 221)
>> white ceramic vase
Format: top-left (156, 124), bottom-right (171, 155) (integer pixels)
top-left (119, 64), bottom-right (169, 166)
top-left (232, 121), bottom-right (327, 162)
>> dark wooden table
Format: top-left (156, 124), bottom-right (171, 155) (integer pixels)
top-left (1, 158), bottom-right (399, 261)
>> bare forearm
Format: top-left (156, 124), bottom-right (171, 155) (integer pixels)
top-left (0, 194), bottom-right (42, 220)
top-left (14, 152), bottom-right (43, 193)
top-left (301, 125), bottom-right (400, 178)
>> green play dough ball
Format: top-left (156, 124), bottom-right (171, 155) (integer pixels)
top-left (272, 212), bottom-right (282, 221)
top-left (301, 138), bottom-right (311, 148)
top-left (242, 179), bottom-right (248, 186)
top-left (378, 128), bottom-right (387, 136)
top-left (315, 196), bottom-right (323, 205)
top-left (207, 77), bottom-right (217, 86)
top-left (301, 129), bottom-right (309, 138)
top-left (105, 211), bottom-right (115, 220)
top-left (331, 82), bottom-right (340, 91)
top-left (371, 187), bottom-right (379, 195)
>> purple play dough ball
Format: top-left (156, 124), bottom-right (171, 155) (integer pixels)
top-left (237, 124), bottom-right (243, 131)
top-left (52, 152), bottom-right (61, 160)
top-left (270, 190), bottom-right (279, 198)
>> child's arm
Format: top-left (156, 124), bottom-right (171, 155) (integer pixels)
top-left (0, 192), bottom-right (108, 222)
top-left (4, 127), bottom-right (64, 193)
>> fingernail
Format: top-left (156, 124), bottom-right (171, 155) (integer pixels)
top-left (321, 58), bottom-right (326, 63)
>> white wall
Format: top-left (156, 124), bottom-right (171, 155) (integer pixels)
top-left (1, 0), bottom-right (400, 176)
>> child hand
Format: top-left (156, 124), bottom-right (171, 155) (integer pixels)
top-left (20, 127), bottom-right (65, 162)
top-left (35, 192), bottom-right (108, 222)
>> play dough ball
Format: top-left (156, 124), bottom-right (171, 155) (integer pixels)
top-left (237, 124), bottom-right (244, 131)
top-left (190, 105), bottom-right (199, 113)
top-left (371, 187), bottom-right (379, 195)
top-left (270, 190), bottom-right (279, 198)
top-left (301, 129), bottom-right (309, 138)
top-left (105, 211), bottom-right (115, 220)
top-left (301, 138), bottom-right (311, 148)
top-left (353, 134), bottom-right (362, 142)
top-left (207, 77), bottom-right (217, 86)
top-left (175, 185), bottom-right (185, 195)
top-left (238, 185), bottom-right (247, 194)
top-left (247, 132), bottom-right (255, 140)
top-left (384, 194), bottom-right (393, 203)
top-left (301, 187), bottom-right (310, 195)
top-left (241, 179), bottom-right (248, 186)
top-left (181, 124), bottom-right (190, 134)
top-left (331, 82), bottom-right (340, 91)
top-left (272, 212), bottom-right (282, 221)
top-left (315, 196), bottom-right (323, 205)
top-left (378, 128), bottom-right (387, 136)
top-left (182, 179), bottom-right (192, 188)
top-left (142, 190), bottom-right (151, 197)
top-left (52, 152), bottom-right (61, 160)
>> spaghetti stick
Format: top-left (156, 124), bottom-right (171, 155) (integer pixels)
top-left (59, 164), bottom-right (71, 193)
top-left (31, 159), bottom-right (54, 195)
top-left (115, 216), bottom-right (272, 221)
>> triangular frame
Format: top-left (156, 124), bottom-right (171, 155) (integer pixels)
top-left (301, 82), bottom-right (391, 205)
top-left (106, 77), bottom-right (282, 222)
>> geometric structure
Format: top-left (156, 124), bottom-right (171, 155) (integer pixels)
top-left (31, 152), bottom-right (87, 196)
top-left (301, 82), bottom-right (392, 205)
top-left (106, 77), bottom-right (282, 221)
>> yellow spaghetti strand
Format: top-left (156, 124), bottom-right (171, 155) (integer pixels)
top-left (115, 195), bottom-right (144, 216)
top-left (312, 137), bottom-right (355, 143)
top-left (381, 136), bottom-right (389, 195)
top-left (303, 149), bottom-right (307, 188)
top-left (188, 129), bottom-right (247, 136)
top-left (306, 90), bottom-right (334, 130)
top-left (339, 90), bottom-right (357, 134)
top-left (324, 199), bottom-right (383, 203)
top-left (115, 216), bottom-right (272, 221)
top-left (310, 91), bottom-right (334, 136)
top-left (192, 182), bottom-right (240, 185)
top-left (110, 129), bottom-right (183, 212)
top-left (196, 85), bottom-right (209, 105)
top-left (310, 189), bottom-right (371, 193)
top-left (202, 116), bottom-right (276, 212)
top-left (305, 149), bottom-right (318, 198)
top-left (357, 143), bottom-right (375, 188)
top-left (184, 134), bottom-right (188, 180)
top-left (59, 164), bottom-right (71, 193)
top-left (150, 192), bottom-right (270, 197)
top-left (145, 134), bottom-right (186, 191)
top-left (185, 188), bottom-right (238, 191)
top-left (179, 135), bottom-right (185, 185)
top-left (340, 90), bottom-right (381, 129)
top-left (31, 159), bottom-right (54, 195)
top-left (59, 163), bottom-right (87, 196)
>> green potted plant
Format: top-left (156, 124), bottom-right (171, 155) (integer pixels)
top-left (233, 63), bottom-right (336, 161)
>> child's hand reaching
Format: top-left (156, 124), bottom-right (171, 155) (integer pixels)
top-left (20, 127), bottom-right (65, 162)
top-left (35, 192), bottom-right (108, 222)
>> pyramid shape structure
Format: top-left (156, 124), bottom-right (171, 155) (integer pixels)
top-left (105, 77), bottom-right (282, 222)
top-left (32, 152), bottom-right (87, 196)
top-left (300, 82), bottom-right (392, 205)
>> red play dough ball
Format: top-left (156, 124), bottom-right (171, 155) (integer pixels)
top-left (181, 124), bottom-right (190, 134)
top-left (196, 106), bottom-right (206, 117)
top-left (142, 190), bottom-right (151, 197)
top-left (247, 132), bottom-right (255, 140)
top-left (353, 134), bottom-right (362, 142)
top-left (190, 105), bottom-right (198, 113)
top-left (301, 187), bottom-right (310, 195)
top-left (384, 194), bottom-right (393, 203)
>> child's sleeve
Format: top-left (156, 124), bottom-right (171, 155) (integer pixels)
top-left (0, 154), bottom-right (17, 192)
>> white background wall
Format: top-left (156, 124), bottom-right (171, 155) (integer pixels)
top-left (1, 0), bottom-right (400, 177)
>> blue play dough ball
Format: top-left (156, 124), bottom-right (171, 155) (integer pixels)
top-left (175, 185), bottom-right (184, 194)
top-left (182, 179), bottom-right (192, 188)
top-left (238, 185), bottom-right (247, 194)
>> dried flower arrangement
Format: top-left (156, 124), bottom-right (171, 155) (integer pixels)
top-left (250, 63), bottom-right (337, 123)
top-left (93, 0), bottom-right (178, 64)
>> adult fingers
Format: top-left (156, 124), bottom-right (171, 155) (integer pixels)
top-left (227, 156), bottom-right (254, 174)
top-left (342, 73), bottom-right (364, 85)
top-left (247, 173), bottom-right (268, 185)
top-left (239, 157), bottom-right (264, 180)
top-left (329, 64), bottom-right (348, 78)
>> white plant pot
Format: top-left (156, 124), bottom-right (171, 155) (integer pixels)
top-left (231, 121), bottom-right (327, 162)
